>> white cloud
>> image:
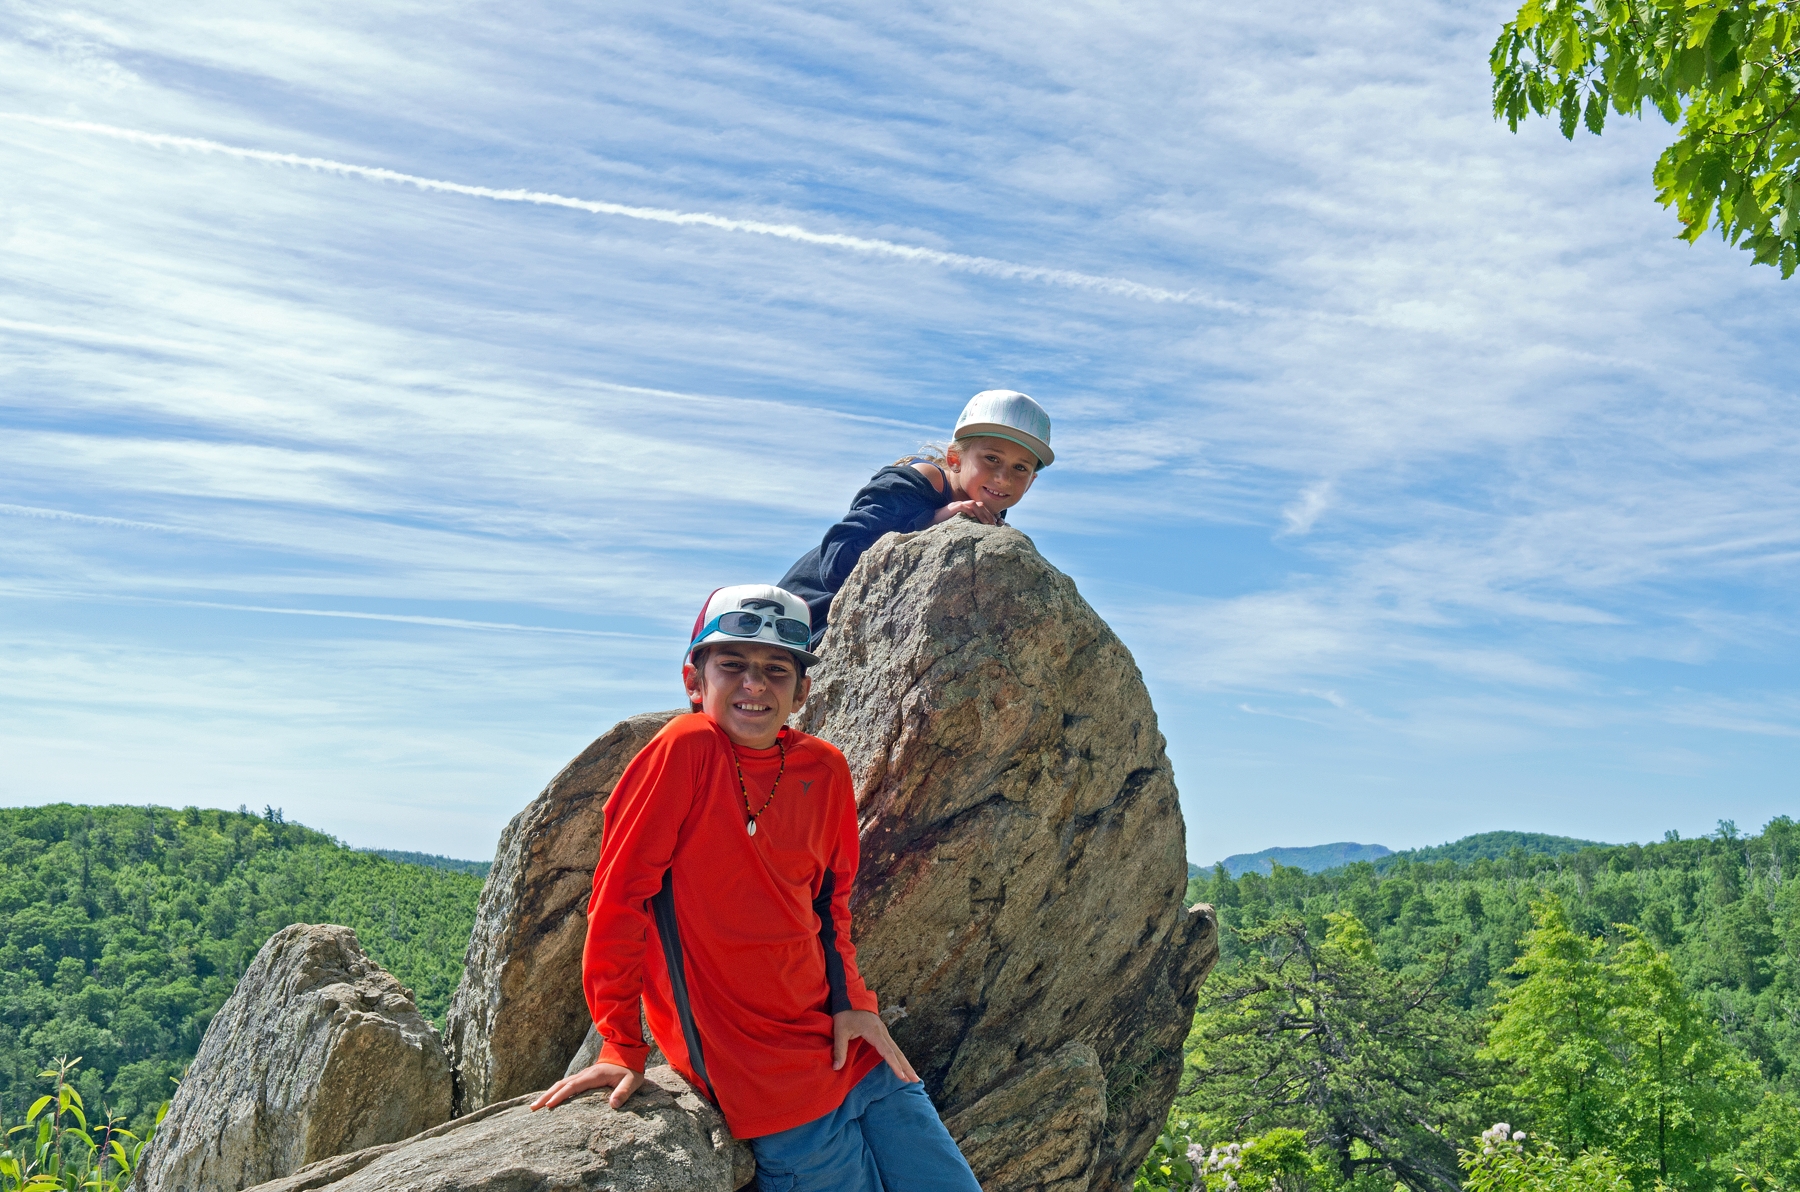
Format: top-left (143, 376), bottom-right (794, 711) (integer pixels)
top-left (2, 0), bottom-right (1797, 859)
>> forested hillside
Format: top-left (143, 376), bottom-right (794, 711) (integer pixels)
top-left (0, 805), bottom-right (483, 1133)
top-left (1149, 818), bottom-right (1800, 1192)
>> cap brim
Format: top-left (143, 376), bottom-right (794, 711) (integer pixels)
top-left (953, 424), bottom-right (1053, 468)
top-left (689, 633), bottom-right (820, 667)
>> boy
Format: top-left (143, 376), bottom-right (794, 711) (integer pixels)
top-left (531, 584), bottom-right (981, 1192)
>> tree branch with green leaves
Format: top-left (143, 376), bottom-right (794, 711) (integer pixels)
top-left (1492, 0), bottom-right (1800, 275)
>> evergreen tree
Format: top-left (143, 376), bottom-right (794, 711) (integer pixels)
top-left (1175, 911), bottom-right (1492, 1192)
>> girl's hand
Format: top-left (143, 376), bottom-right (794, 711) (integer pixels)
top-left (932, 500), bottom-right (996, 526)
top-left (529, 1061), bottom-right (645, 1111)
top-left (832, 1009), bottom-right (920, 1083)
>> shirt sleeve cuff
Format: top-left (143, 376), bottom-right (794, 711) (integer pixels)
top-left (851, 989), bottom-right (879, 1014)
top-left (598, 1039), bottom-right (650, 1072)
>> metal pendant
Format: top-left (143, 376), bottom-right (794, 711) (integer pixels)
top-left (746, 819), bottom-right (758, 836)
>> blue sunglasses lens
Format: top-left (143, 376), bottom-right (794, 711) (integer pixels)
top-left (716, 611), bottom-right (763, 636)
top-left (774, 618), bottom-right (810, 645)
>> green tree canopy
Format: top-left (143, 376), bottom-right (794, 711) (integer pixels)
top-left (1491, 0), bottom-right (1800, 275)
top-left (1482, 897), bottom-right (1760, 1189)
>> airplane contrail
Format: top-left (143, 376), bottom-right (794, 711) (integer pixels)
top-left (1, 113), bottom-right (1244, 310)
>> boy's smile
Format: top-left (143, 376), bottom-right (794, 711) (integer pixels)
top-left (949, 436), bottom-right (1038, 514)
top-left (684, 641), bottom-right (811, 749)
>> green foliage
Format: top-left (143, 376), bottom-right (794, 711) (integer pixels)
top-left (1136, 1125), bottom-right (1335, 1192)
top-left (1491, 0), bottom-right (1800, 276)
top-left (0, 805), bottom-right (483, 1135)
top-left (0, 1056), bottom-right (163, 1192)
top-left (1483, 898), bottom-right (1760, 1188)
top-left (1195, 1129), bottom-right (1330, 1192)
top-left (1136, 1126), bottom-right (1199, 1192)
top-left (1459, 1124), bottom-right (1631, 1192)
top-left (1172, 910), bottom-right (1491, 1191)
top-left (1158, 818), bottom-right (1800, 1192)
top-left (1730, 1091), bottom-right (1800, 1191)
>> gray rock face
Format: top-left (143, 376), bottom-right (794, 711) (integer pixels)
top-left (138, 924), bottom-right (452, 1192)
top-left (445, 709), bottom-right (682, 1114)
top-left (797, 519), bottom-right (1220, 1191)
top-left (941, 1041), bottom-right (1110, 1192)
top-left (239, 1066), bottom-right (755, 1192)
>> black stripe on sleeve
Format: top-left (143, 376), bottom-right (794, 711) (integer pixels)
top-left (812, 869), bottom-right (853, 1014)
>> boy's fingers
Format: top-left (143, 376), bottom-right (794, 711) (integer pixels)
top-left (872, 1029), bottom-right (919, 1083)
top-left (607, 1071), bottom-right (644, 1109)
top-left (530, 1076), bottom-right (573, 1111)
top-left (831, 1025), bottom-right (849, 1071)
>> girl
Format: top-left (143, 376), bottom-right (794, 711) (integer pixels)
top-left (779, 390), bottom-right (1054, 646)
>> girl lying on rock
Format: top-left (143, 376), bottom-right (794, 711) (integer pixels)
top-left (531, 583), bottom-right (981, 1192)
top-left (778, 389), bottom-right (1053, 648)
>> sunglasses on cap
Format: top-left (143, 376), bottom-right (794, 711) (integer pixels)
top-left (698, 610), bottom-right (812, 649)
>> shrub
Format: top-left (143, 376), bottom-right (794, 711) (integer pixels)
top-left (0, 1056), bottom-right (164, 1192)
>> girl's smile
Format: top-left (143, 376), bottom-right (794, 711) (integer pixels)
top-left (947, 436), bottom-right (1038, 514)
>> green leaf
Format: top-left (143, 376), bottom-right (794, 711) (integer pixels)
top-left (25, 1098), bottom-right (52, 1126)
top-left (1560, 83), bottom-right (1583, 137)
top-left (1585, 84), bottom-right (1609, 132)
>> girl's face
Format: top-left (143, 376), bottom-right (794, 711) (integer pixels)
top-left (948, 436), bottom-right (1039, 513)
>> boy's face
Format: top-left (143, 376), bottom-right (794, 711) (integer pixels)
top-left (683, 641), bottom-right (811, 749)
top-left (950, 436), bottom-right (1038, 514)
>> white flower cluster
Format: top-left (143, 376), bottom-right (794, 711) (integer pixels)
top-left (1189, 1141), bottom-right (1256, 1192)
top-left (1478, 1123), bottom-right (1528, 1155)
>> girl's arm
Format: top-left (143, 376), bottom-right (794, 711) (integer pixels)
top-left (819, 479), bottom-right (943, 587)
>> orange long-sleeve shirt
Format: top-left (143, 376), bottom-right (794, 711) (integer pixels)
top-left (582, 713), bottom-right (882, 1138)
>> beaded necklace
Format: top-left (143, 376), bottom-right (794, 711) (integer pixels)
top-left (735, 733), bottom-right (786, 836)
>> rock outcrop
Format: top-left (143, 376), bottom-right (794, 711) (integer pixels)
top-left (179, 516), bottom-right (1214, 1192)
top-left (138, 924), bottom-right (453, 1192)
top-left (798, 519), bottom-right (1219, 1190)
top-left (239, 1066), bottom-right (754, 1192)
top-left (444, 709), bottom-right (681, 1114)
top-left (941, 1041), bottom-right (1110, 1192)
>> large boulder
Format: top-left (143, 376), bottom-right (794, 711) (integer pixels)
top-left (445, 710), bottom-right (681, 1114)
top-left (441, 517), bottom-right (1218, 1190)
top-left (239, 1066), bottom-right (755, 1192)
top-left (138, 924), bottom-right (453, 1192)
top-left (798, 519), bottom-right (1219, 1191)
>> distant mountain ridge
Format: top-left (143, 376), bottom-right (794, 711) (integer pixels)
top-left (1187, 829), bottom-right (1614, 879)
top-left (1200, 842), bottom-right (1394, 877)
top-left (1381, 830), bottom-right (1606, 868)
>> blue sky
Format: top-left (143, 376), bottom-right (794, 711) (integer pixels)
top-left (3, 0), bottom-right (1797, 865)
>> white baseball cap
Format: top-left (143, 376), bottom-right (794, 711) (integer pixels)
top-left (953, 390), bottom-right (1054, 469)
top-left (687, 584), bottom-right (820, 666)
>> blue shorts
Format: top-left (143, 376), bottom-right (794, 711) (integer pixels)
top-left (749, 1064), bottom-right (982, 1192)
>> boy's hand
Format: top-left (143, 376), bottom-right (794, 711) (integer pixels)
top-left (529, 1061), bottom-right (645, 1112)
top-left (934, 500), bottom-right (997, 526)
top-left (832, 1009), bottom-right (919, 1083)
